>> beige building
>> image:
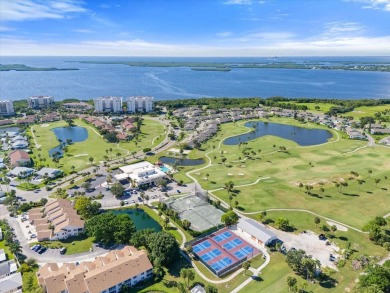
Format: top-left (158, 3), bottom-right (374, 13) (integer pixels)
top-left (28, 199), bottom-right (84, 241)
top-left (37, 246), bottom-right (153, 293)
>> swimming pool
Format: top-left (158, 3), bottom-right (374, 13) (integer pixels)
top-left (160, 166), bottom-right (170, 173)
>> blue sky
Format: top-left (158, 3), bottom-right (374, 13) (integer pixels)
top-left (0, 0), bottom-right (389, 56)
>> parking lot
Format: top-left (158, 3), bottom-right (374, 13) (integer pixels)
top-left (16, 214), bottom-right (37, 244)
top-left (270, 228), bottom-right (340, 269)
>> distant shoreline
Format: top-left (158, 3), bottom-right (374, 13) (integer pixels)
top-left (71, 60), bottom-right (390, 72)
top-left (0, 64), bottom-right (79, 72)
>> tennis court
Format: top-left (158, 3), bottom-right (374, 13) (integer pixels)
top-left (191, 228), bottom-right (260, 276)
top-left (165, 195), bottom-right (224, 232)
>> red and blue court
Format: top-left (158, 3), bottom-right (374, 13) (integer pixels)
top-left (192, 228), bottom-right (260, 276)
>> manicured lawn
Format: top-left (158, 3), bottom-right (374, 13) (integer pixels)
top-left (29, 119), bottom-right (123, 173)
top-left (0, 240), bottom-right (13, 260)
top-left (118, 118), bottom-right (166, 153)
top-left (252, 211), bottom-right (387, 257)
top-left (184, 118), bottom-right (390, 229)
top-left (344, 105), bottom-right (390, 119)
top-left (278, 102), bottom-right (336, 114)
top-left (34, 234), bottom-right (94, 255)
top-left (28, 118), bottom-right (166, 174)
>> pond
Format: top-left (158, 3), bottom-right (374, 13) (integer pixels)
top-left (49, 126), bottom-right (88, 157)
top-left (111, 208), bottom-right (162, 231)
top-left (159, 156), bottom-right (205, 166)
top-left (223, 121), bottom-right (333, 146)
top-left (0, 126), bottom-right (19, 135)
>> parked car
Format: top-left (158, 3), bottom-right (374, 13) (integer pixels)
top-left (131, 200), bottom-right (135, 203)
top-left (177, 190), bottom-right (181, 193)
top-left (30, 234), bottom-right (37, 239)
top-left (33, 245), bottom-right (42, 252)
top-left (318, 234), bottom-right (326, 240)
top-left (31, 244), bottom-right (40, 251)
top-left (38, 247), bottom-right (47, 254)
top-left (124, 200), bottom-right (128, 204)
top-left (60, 247), bottom-right (67, 255)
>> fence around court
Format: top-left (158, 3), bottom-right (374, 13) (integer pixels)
top-left (165, 194), bottom-right (224, 232)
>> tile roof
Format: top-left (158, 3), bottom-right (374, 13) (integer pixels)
top-left (38, 246), bottom-right (153, 293)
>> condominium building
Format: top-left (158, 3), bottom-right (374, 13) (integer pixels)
top-left (94, 97), bottom-right (123, 113)
top-left (28, 199), bottom-right (84, 241)
top-left (28, 96), bottom-right (54, 109)
top-left (37, 246), bottom-right (153, 293)
top-left (0, 100), bottom-right (14, 115)
top-left (126, 96), bottom-right (154, 113)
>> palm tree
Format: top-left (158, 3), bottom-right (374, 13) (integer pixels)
top-left (368, 169), bottom-right (372, 178)
top-left (228, 195), bottom-right (233, 207)
top-left (9, 242), bottom-right (22, 259)
top-left (287, 276), bottom-right (297, 292)
top-left (205, 173), bottom-right (209, 181)
top-left (375, 178), bottom-right (381, 187)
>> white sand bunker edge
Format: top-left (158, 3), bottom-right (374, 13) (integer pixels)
top-left (74, 154), bottom-right (89, 157)
top-left (326, 221), bottom-right (348, 231)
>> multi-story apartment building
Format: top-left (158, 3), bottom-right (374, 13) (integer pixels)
top-left (94, 97), bottom-right (123, 113)
top-left (126, 96), bottom-right (153, 113)
top-left (28, 199), bottom-right (84, 241)
top-left (37, 246), bottom-right (153, 293)
top-left (27, 96), bottom-right (54, 109)
top-left (0, 100), bottom-right (14, 115)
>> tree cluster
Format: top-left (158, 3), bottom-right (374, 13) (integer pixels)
top-left (221, 210), bottom-right (239, 226)
top-left (74, 196), bottom-right (101, 219)
top-left (363, 217), bottom-right (390, 250)
top-left (86, 213), bottom-right (136, 246)
top-left (286, 249), bottom-right (321, 281)
top-left (131, 229), bottom-right (179, 268)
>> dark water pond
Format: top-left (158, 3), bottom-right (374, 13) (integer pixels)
top-left (111, 209), bottom-right (162, 231)
top-left (223, 121), bottom-right (332, 146)
top-left (0, 126), bottom-right (19, 135)
top-left (159, 156), bottom-right (205, 166)
top-left (49, 126), bottom-right (88, 157)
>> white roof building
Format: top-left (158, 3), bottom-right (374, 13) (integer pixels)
top-left (237, 219), bottom-right (277, 246)
top-left (0, 249), bottom-right (6, 263)
top-left (0, 272), bottom-right (22, 293)
top-left (7, 167), bottom-right (35, 178)
top-left (35, 167), bottom-right (62, 178)
top-left (117, 161), bottom-right (166, 186)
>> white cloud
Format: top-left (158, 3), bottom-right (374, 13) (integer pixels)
top-left (233, 31), bottom-right (296, 43)
top-left (0, 25), bottom-right (15, 32)
top-left (347, 0), bottom-right (390, 11)
top-left (224, 0), bottom-right (253, 5)
top-left (2, 34), bottom-right (389, 56)
top-left (322, 22), bottom-right (365, 38)
top-left (216, 32), bottom-right (233, 37)
top-left (73, 28), bottom-right (94, 33)
top-left (0, 0), bottom-right (86, 22)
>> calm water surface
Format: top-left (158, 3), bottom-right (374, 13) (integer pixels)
top-left (1, 56), bottom-right (389, 100)
top-left (224, 122), bottom-right (333, 146)
top-left (111, 209), bottom-right (161, 231)
top-left (49, 126), bottom-right (88, 157)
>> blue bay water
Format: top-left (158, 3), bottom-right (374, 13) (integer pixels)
top-left (0, 56), bottom-right (389, 100)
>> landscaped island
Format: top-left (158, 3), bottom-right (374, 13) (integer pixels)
top-left (73, 60), bottom-right (390, 72)
top-left (0, 64), bottom-right (79, 71)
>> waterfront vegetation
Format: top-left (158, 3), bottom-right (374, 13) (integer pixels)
top-left (75, 60), bottom-right (390, 72)
top-left (0, 64), bottom-right (78, 71)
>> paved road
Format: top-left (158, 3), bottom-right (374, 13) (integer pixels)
top-left (0, 205), bottom-right (109, 264)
